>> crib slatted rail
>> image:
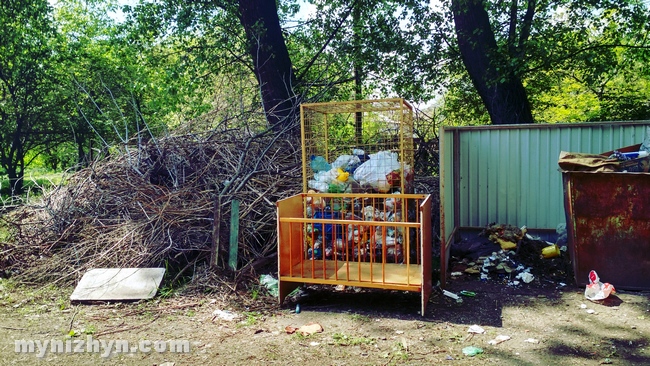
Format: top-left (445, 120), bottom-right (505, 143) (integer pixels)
top-left (277, 193), bottom-right (432, 316)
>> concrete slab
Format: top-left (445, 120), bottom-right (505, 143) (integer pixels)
top-left (70, 268), bottom-right (166, 302)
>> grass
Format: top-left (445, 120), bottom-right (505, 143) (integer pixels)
top-left (0, 170), bottom-right (65, 201)
top-left (332, 333), bottom-right (375, 346)
top-left (239, 311), bottom-right (263, 327)
top-left (349, 313), bottom-right (372, 323)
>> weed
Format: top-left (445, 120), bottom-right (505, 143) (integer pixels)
top-left (158, 284), bottom-right (175, 299)
top-left (56, 298), bottom-right (67, 311)
top-left (250, 286), bottom-right (260, 301)
top-left (239, 311), bottom-right (263, 327)
top-left (393, 341), bottom-right (410, 360)
top-left (265, 349), bottom-right (280, 360)
top-left (349, 313), bottom-right (371, 323)
top-left (332, 333), bottom-right (374, 346)
top-left (449, 333), bottom-right (464, 343)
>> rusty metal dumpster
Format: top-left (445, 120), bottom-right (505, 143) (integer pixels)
top-left (562, 169), bottom-right (650, 290)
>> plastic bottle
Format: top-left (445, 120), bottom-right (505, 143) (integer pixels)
top-left (541, 244), bottom-right (561, 258)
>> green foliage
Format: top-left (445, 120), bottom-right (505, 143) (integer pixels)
top-left (0, 0), bottom-right (70, 194)
top-left (0, 171), bottom-right (64, 201)
top-left (1, 0), bottom-right (649, 185)
top-left (441, 0), bottom-right (650, 125)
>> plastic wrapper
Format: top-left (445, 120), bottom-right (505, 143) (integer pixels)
top-left (331, 154), bottom-right (361, 172)
top-left (352, 151), bottom-right (403, 192)
top-left (584, 270), bottom-right (615, 301)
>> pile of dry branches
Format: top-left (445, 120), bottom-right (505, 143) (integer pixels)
top-left (1, 129), bottom-right (302, 285)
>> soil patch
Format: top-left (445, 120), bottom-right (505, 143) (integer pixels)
top-left (1, 272), bottom-right (648, 365)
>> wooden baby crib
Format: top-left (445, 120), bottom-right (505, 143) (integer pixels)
top-left (277, 192), bottom-right (433, 315)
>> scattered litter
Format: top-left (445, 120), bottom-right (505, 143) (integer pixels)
top-left (524, 338), bottom-right (540, 344)
top-left (285, 322), bottom-right (324, 336)
top-left (260, 274), bottom-right (279, 298)
top-left (488, 335), bottom-right (511, 345)
top-left (445, 355), bottom-right (454, 360)
top-left (541, 244), bottom-right (561, 259)
top-left (211, 309), bottom-right (240, 322)
top-left (298, 323), bottom-right (324, 335)
top-left (467, 325), bottom-right (485, 334)
top-left (516, 272), bottom-right (535, 283)
top-left (450, 222), bottom-right (573, 287)
top-left (580, 304), bottom-right (588, 309)
top-left (585, 270), bottom-right (615, 301)
top-left (309, 341), bottom-right (320, 346)
top-left (586, 309), bottom-right (596, 314)
top-left (443, 289), bottom-right (462, 302)
top-left (395, 330), bottom-right (405, 335)
top-left (451, 271), bottom-right (463, 277)
top-left (462, 346), bottom-right (484, 356)
top-left (460, 290), bottom-right (476, 297)
top-left (484, 223), bottom-right (526, 250)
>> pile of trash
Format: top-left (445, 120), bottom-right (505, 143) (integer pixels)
top-left (304, 194), bottom-right (417, 263)
top-left (308, 150), bottom-right (413, 194)
top-left (450, 223), bottom-right (572, 286)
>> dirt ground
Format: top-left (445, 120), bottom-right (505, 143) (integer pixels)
top-left (1, 268), bottom-right (649, 366)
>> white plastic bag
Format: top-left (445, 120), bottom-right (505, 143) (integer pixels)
top-left (352, 151), bottom-right (402, 192)
top-left (308, 168), bottom-right (340, 192)
top-left (584, 270), bottom-right (615, 301)
top-left (331, 154), bottom-right (360, 171)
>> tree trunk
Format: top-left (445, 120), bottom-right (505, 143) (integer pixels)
top-left (238, 0), bottom-right (299, 134)
top-left (5, 121), bottom-right (25, 196)
top-left (6, 163), bottom-right (24, 196)
top-left (353, 2), bottom-right (363, 144)
top-left (451, 0), bottom-right (533, 124)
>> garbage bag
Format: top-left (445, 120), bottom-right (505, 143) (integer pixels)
top-left (331, 154), bottom-right (361, 172)
top-left (352, 151), bottom-right (403, 192)
top-left (260, 274), bottom-right (279, 297)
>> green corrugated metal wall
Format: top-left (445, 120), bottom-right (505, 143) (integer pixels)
top-left (440, 121), bottom-right (650, 246)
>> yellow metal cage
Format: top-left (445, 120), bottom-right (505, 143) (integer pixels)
top-left (300, 98), bottom-right (415, 194)
top-left (277, 192), bottom-right (433, 316)
top-left (276, 99), bottom-right (432, 316)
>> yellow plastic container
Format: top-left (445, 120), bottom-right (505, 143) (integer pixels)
top-left (541, 244), bottom-right (561, 259)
